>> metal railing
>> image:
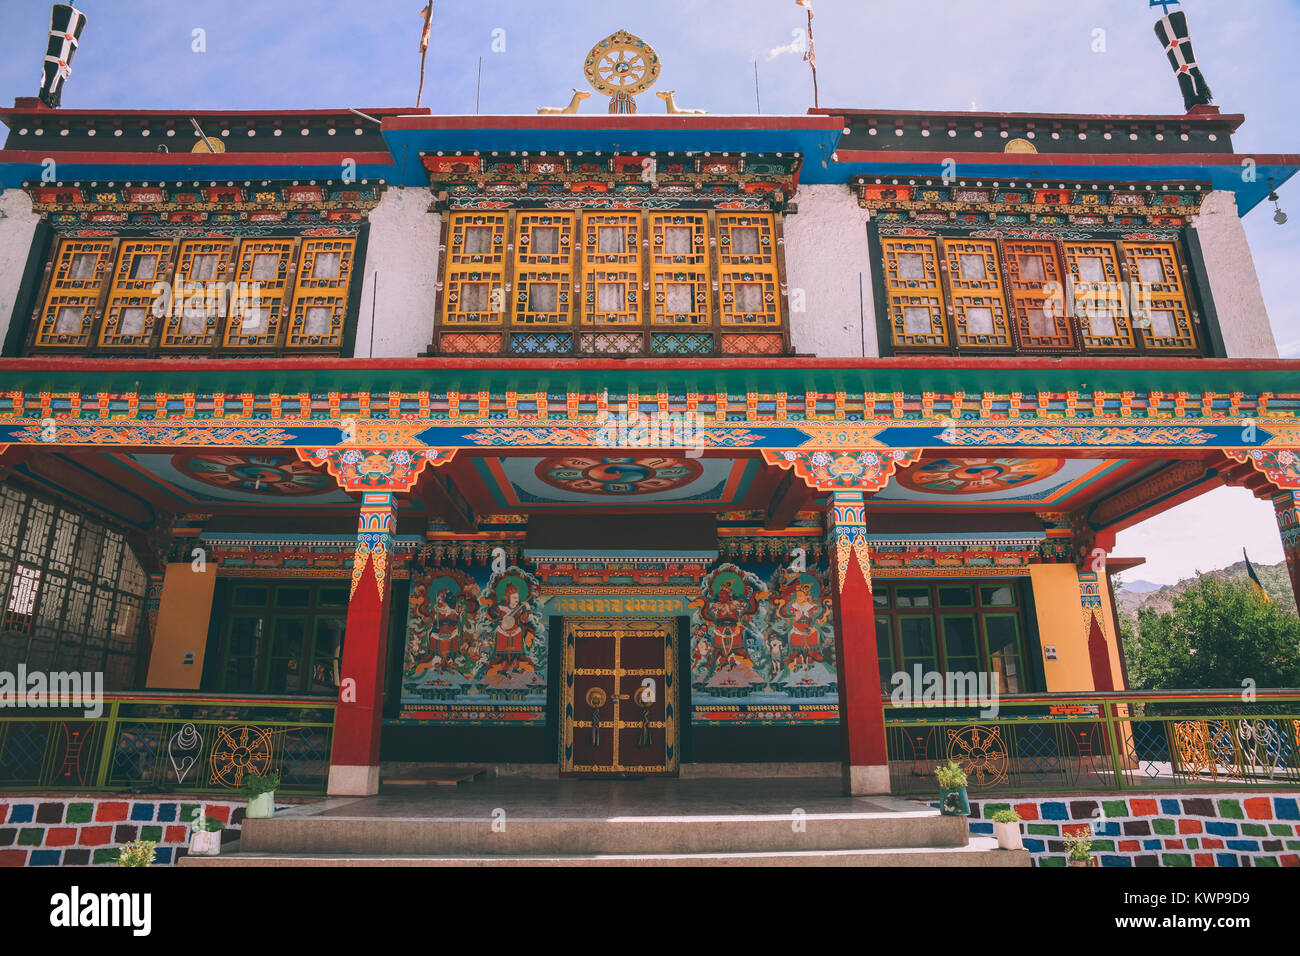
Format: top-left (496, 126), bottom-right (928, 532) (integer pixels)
top-left (0, 693), bottom-right (335, 796)
top-left (885, 690), bottom-right (1300, 795)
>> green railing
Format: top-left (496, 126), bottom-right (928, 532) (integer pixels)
top-left (0, 693), bottom-right (336, 796)
top-left (885, 690), bottom-right (1300, 795)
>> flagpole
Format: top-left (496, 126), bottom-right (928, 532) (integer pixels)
top-left (416, 2), bottom-right (433, 109)
top-left (797, 0), bottom-right (818, 109)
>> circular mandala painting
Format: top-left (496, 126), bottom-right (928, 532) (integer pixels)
top-left (535, 456), bottom-right (702, 496)
top-left (896, 457), bottom-right (1064, 495)
top-left (171, 453), bottom-right (335, 497)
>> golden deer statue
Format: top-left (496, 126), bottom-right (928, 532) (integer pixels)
top-left (537, 90), bottom-right (591, 114)
top-left (657, 90), bottom-right (706, 114)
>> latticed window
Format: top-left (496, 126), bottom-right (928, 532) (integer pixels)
top-left (26, 235), bottom-right (357, 356)
top-left (877, 233), bottom-right (1204, 356)
top-left (434, 209), bottom-right (789, 357)
top-left (0, 483), bottom-right (147, 690)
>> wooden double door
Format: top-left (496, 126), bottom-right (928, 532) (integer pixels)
top-left (560, 618), bottom-right (679, 776)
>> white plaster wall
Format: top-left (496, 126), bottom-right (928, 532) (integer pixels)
top-left (1190, 190), bottom-right (1278, 358)
top-left (353, 187), bottom-right (438, 357)
top-left (0, 189), bottom-right (41, 350)
top-left (783, 184), bottom-right (877, 357)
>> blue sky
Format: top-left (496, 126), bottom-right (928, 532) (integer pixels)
top-left (0, 0), bottom-right (1296, 584)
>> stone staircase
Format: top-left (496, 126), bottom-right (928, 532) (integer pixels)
top-left (180, 782), bottom-right (1028, 867)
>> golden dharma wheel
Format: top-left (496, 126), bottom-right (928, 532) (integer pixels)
top-left (584, 30), bottom-right (660, 100)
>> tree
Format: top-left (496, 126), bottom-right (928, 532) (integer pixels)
top-left (1122, 575), bottom-right (1300, 690)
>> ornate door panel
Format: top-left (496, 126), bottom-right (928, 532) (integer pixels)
top-left (561, 618), bottom-right (678, 776)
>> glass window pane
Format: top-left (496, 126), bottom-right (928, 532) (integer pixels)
top-left (665, 227), bottom-right (693, 255)
top-left (964, 306), bottom-right (994, 335)
top-left (118, 307), bottom-right (147, 336)
top-left (734, 284), bottom-right (763, 313)
top-left (251, 253), bottom-right (281, 280)
top-left (903, 306), bottom-right (932, 335)
top-left (597, 227), bottom-right (625, 254)
top-left (530, 227), bottom-right (559, 255)
top-left (897, 253), bottom-right (925, 279)
top-left (527, 283), bottom-right (558, 312)
top-left (899, 617), bottom-right (936, 669)
top-left (318, 587), bottom-right (349, 608)
top-left (896, 588), bottom-right (931, 609)
top-left (938, 585), bottom-right (973, 607)
top-left (1026, 307), bottom-right (1054, 337)
top-left (460, 283), bottom-right (489, 312)
top-left (1148, 309), bottom-right (1177, 339)
top-left (731, 227), bottom-right (760, 254)
top-left (1017, 255), bottom-right (1046, 281)
top-left (597, 282), bottom-right (626, 313)
top-left (233, 585), bottom-right (269, 607)
top-left (303, 306), bottom-right (333, 336)
top-left (980, 585), bottom-right (1016, 607)
top-left (941, 617), bottom-right (980, 671)
top-left (312, 252), bottom-right (341, 278)
top-left (129, 254), bottom-right (158, 279)
top-left (958, 254), bottom-right (986, 280)
top-left (1137, 257), bottom-right (1164, 284)
top-left (1076, 256), bottom-right (1105, 283)
top-left (985, 615), bottom-right (1022, 695)
top-left (190, 254), bottom-right (219, 280)
top-left (68, 254), bottom-right (98, 281)
top-left (54, 306), bottom-right (86, 334)
top-left (275, 587), bottom-right (310, 609)
top-left (876, 616), bottom-right (895, 688)
top-left (664, 283), bottom-right (692, 314)
top-left (464, 227), bottom-right (493, 255)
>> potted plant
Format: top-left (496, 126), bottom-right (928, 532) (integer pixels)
top-left (1064, 826), bottom-right (1096, 867)
top-left (186, 810), bottom-right (225, 857)
top-left (991, 809), bottom-right (1023, 850)
top-left (242, 771), bottom-right (280, 819)
top-left (934, 761), bottom-right (970, 817)
top-left (117, 840), bottom-right (157, 867)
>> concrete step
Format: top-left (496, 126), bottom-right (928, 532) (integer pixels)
top-left (238, 809), bottom-right (969, 856)
top-left (181, 837), bottom-right (1028, 867)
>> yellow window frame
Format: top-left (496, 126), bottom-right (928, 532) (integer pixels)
top-left (881, 236), bottom-right (948, 348)
top-left (941, 238), bottom-right (1012, 348)
top-left (1123, 241), bottom-right (1197, 351)
top-left (442, 212), bottom-right (508, 326)
top-left (717, 212), bottom-right (780, 327)
top-left (286, 238), bottom-right (355, 348)
top-left (1002, 240), bottom-right (1075, 350)
top-left (34, 239), bottom-right (116, 348)
top-left (512, 212), bottom-right (574, 327)
top-left (580, 211), bottom-right (642, 326)
top-left (160, 239), bottom-right (234, 349)
top-left (224, 238), bottom-right (295, 348)
top-left (98, 239), bottom-right (174, 349)
top-left (1063, 241), bottom-right (1135, 350)
top-left (649, 212), bottom-right (710, 326)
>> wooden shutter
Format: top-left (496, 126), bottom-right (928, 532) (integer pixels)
top-left (717, 212), bottom-right (780, 327)
top-left (580, 211), bottom-right (642, 326)
top-left (649, 212), bottom-right (710, 326)
top-left (881, 236), bottom-right (948, 348)
top-left (98, 239), bottom-right (173, 348)
top-left (941, 238), bottom-right (1011, 349)
top-left (1123, 241), bottom-right (1198, 351)
top-left (511, 212), bottom-right (574, 328)
top-left (33, 239), bottom-right (116, 348)
top-left (1063, 241), bottom-right (1135, 350)
top-left (442, 212), bottom-right (508, 326)
top-left (1002, 240), bottom-right (1075, 351)
top-left (224, 238), bottom-right (295, 348)
top-left (285, 238), bottom-right (355, 348)
top-left (160, 239), bottom-right (233, 348)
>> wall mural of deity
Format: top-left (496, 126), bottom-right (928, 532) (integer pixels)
top-left (689, 561), bottom-right (838, 725)
top-left (400, 563), bottom-right (547, 724)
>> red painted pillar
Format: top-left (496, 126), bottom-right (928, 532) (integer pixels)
top-left (327, 491), bottom-right (396, 796)
top-left (1274, 490), bottom-right (1300, 613)
top-left (827, 489), bottom-right (890, 795)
